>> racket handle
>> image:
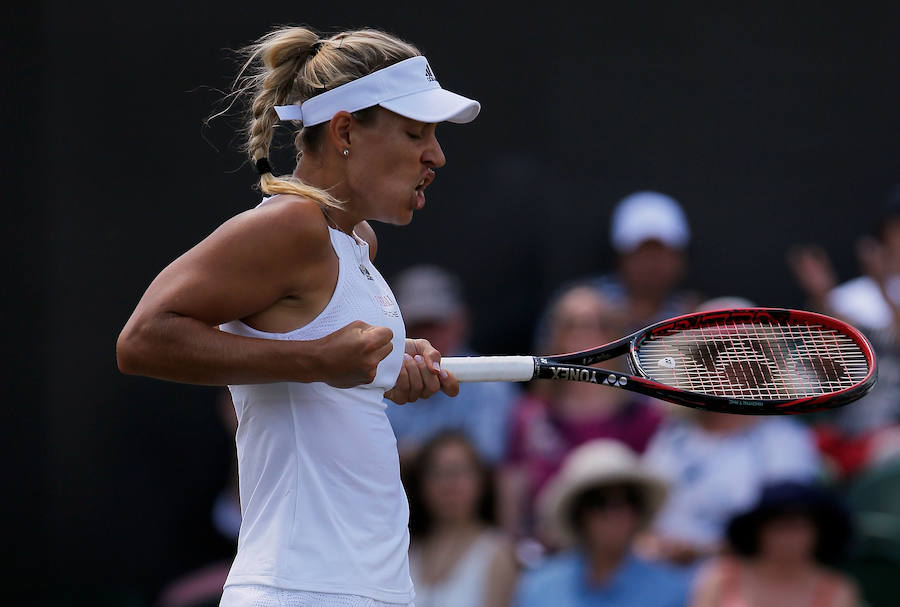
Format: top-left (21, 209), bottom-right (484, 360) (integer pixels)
top-left (440, 356), bottom-right (536, 383)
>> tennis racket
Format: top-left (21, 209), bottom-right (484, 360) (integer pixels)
top-left (440, 308), bottom-right (876, 415)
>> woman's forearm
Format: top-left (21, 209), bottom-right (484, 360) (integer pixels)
top-left (117, 312), bottom-right (395, 388)
top-left (116, 312), bottom-right (321, 385)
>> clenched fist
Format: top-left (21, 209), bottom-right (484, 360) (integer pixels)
top-left (314, 320), bottom-right (394, 388)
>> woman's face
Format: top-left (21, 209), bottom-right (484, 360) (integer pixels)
top-left (618, 240), bottom-right (686, 298)
top-left (346, 109), bottom-right (446, 225)
top-left (757, 513), bottom-right (818, 564)
top-left (421, 441), bottom-right (482, 524)
top-left (579, 486), bottom-right (641, 555)
top-left (550, 288), bottom-right (622, 355)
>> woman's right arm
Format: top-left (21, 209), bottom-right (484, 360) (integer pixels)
top-left (116, 198), bottom-right (393, 387)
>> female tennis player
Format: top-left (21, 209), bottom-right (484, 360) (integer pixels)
top-left (116, 25), bottom-right (479, 607)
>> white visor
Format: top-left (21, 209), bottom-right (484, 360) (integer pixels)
top-left (274, 56), bottom-right (480, 126)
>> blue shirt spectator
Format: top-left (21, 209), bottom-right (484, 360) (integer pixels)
top-left (517, 439), bottom-right (691, 607)
top-left (515, 550), bottom-right (691, 607)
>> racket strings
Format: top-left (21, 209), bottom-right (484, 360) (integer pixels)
top-left (636, 321), bottom-right (869, 400)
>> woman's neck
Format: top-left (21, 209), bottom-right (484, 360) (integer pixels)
top-left (751, 557), bottom-right (817, 581)
top-left (321, 207), bottom-right (362, 236)
top-left (293, 162), bottom-right (361, 235)
top-left (428, 519), bottom-right (483, 540)
top-left (585, 544), bottom-right (629, 585)
top-left (623, 292), bottom-right (668, 327)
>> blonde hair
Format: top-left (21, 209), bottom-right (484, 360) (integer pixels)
top-left (225, 26), bottom-right (421, 209)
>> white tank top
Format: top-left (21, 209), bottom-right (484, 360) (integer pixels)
top-left (409, 530), bottom-right (505, 607)
top-left (219, 206), bottom-right (411, 603)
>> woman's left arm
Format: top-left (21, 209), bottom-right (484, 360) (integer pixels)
top-left (385, 338), bottom-right (459, 404)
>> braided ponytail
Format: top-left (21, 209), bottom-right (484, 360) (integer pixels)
top-left (235, 27), bottom-right (343, 209)
top-left (228, 26), bottom-right (421, 210)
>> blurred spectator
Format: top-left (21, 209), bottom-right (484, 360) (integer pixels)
top-left (514, 439), bottom-right (692, 607)
top-left (637, 295), bottom-right (825, 568)
top-left (500, 284), bottom-right (665, 539)
top-left (842, 455), bottom-right (900, 607)
top-left (386, 264), bottom-right (520, 464)
top-left (404, 430), bottom-right (518, 607)
top-left (586, 190), bottom-right (702, 332)
top-left (690, 480), bottom-right (860, 607)
top-left (639, 407), bottom-right (824, 568)
top-left (787, 183), bottom-right (900, 477)
top-left (155, 390), bottom-right (240, 607)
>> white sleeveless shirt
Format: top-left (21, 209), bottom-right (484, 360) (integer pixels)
top-left (219, 206), bottom-right (412, 604)
top-left (409, 530), bottom-right (506, 607)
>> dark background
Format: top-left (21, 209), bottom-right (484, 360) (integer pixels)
top-left (7, 1), bottom-right (899, 603)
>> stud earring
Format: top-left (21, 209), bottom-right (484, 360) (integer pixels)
top-left (342, 149), bottom-right (349, 157)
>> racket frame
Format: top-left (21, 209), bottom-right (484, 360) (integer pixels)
top-left (461, 307), bottom-right (878, 415)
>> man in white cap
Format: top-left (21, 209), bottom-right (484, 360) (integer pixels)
top-left (588, 190), bottom-right (701, 332)
top-left (385, 264), bottom-right (520, 464)
top-left (514, 439), bottom-right (691, 607)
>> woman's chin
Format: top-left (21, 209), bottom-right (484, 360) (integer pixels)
top-left (396, 209), bottom-right (416, 225)
top-left (378, 211), bottom-right (415, 226)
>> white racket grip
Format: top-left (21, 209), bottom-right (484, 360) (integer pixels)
top-left (440, 356), bottom-right (536, 383)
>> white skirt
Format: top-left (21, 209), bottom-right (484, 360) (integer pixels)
top-left (220, 585), bottom-right (414, 607)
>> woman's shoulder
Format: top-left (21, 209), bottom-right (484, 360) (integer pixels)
top-left (685, 556), bottom-right (743, 607)
top-left (815, 567), bottom-right (860, 607)
top-left (239, 195), bottom-right (333, 254)
top-left (478, 527), bottom-right (515, 553)
top-left (189, 194), bottom-right (333, 271)
top-left (479, 528), bottom-right (519, 580)
top-left (251, 194), bottom-right (330, 228)
top-left (692, 555), bottom-right (743, 590)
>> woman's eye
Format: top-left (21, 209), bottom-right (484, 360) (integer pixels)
top-left (407, 132), bottom-right (422, 140)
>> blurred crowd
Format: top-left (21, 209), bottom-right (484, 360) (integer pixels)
top-left (158, 185), bottom-right (900, 607)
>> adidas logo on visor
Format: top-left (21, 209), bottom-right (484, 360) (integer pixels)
top-left (425, 64), bottom-right (436, 82)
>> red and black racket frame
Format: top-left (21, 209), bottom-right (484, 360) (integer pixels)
top-left (534, 307), bottom-right (878, 415)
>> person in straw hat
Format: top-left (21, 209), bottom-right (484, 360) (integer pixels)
top-left (513, 439), bottom-right (692, 607)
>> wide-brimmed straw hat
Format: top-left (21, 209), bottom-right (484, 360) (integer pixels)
top-left (536, 439), bottom-right (668, 547)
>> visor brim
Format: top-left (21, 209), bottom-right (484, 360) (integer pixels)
top-left (379, 87), bottom-right (480, 124)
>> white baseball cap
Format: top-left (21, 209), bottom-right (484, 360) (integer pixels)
top-left (275, 56), bottom-right (480, 126)
top-left (610, 191), bottom-right (690, 253)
